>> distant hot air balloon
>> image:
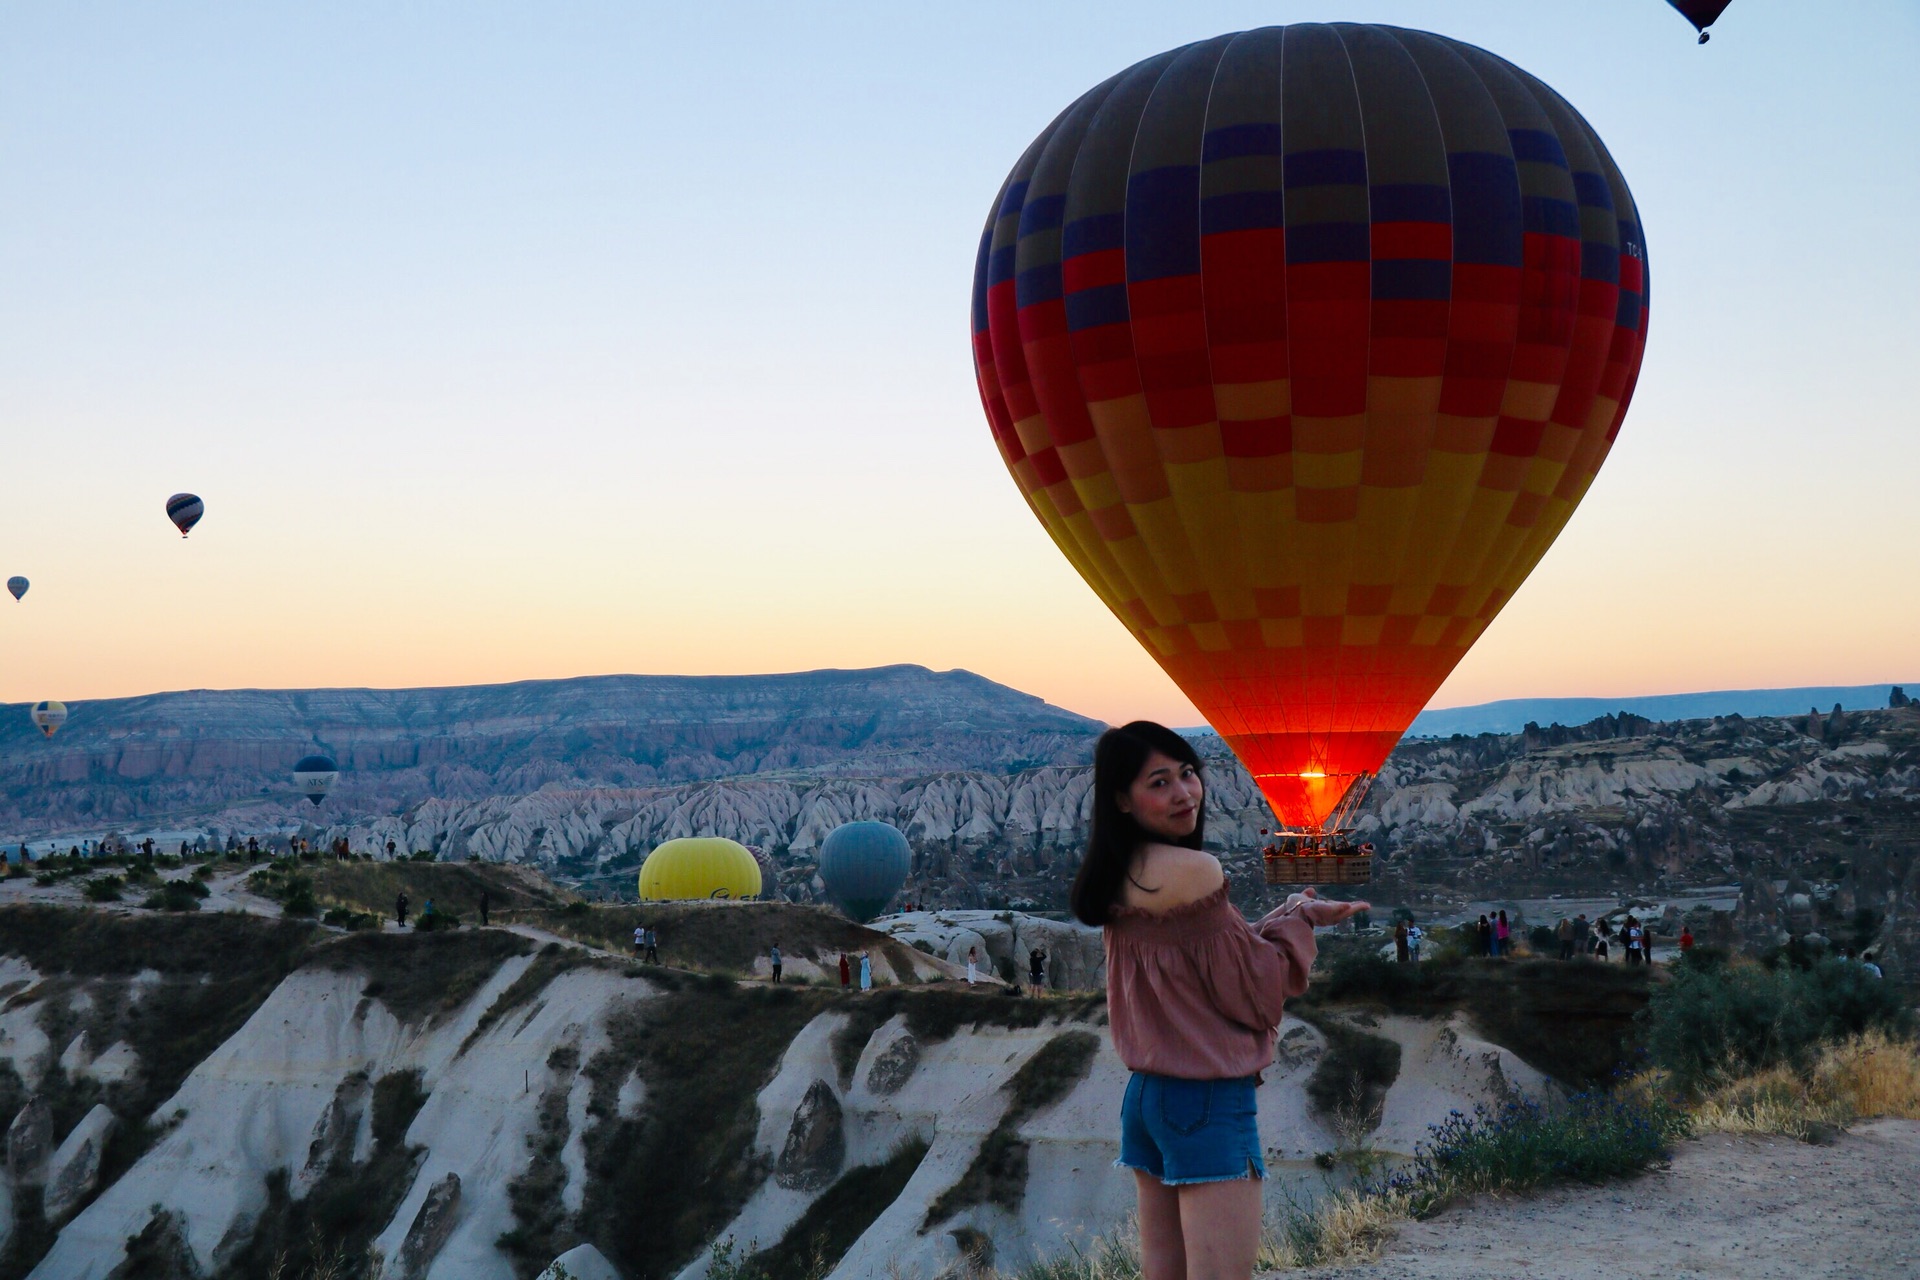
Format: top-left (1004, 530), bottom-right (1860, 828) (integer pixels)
top-left (818, 821), bottom-right (911, 922)
top-left (5, 577), bottom-right (25, 602)
top-left (973, 25), bottom-right (1648, 845)
top-left (292, 755), bottom-right (339, 807)
top-left (638, 837), bottom-right (762, 901)
top-left (30, 701), bottom-right (67, 738)
top-left (1667, 0), bottom-right (1732, 43)
top-left (166, 493), bottom-right (204, 538)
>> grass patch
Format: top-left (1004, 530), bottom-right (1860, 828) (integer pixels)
top-left (744, 1137), bottom-right (931, 1280)
top-left (213, 1069), bottom-right (429, 1280)
top-left (829, 986), bottom-right (1107, 1088)
top-left (1296, 1013), bottom-right (1401, 1133)
top-left (306, 860), bottom-right (571, 924)
top-left (315, 928), bottom-right (533, 1025)
top-left (1690, 1029), bottom-right (1920, 1139)
top-left (515, 900), bottom-right (925, 981)
top-left (922, 1031), bottom-right (1099, 1229)
top-left (577, 977), bottom-right (829, 1280)
top-left (498, 1045), bottom-right (583, 1277)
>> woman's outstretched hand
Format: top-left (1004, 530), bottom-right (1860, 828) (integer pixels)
top-left (1282, 887), bottom-right (1371, 928)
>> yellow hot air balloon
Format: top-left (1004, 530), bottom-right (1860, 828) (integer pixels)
top-left (638, 838), bottom-right (762, 901)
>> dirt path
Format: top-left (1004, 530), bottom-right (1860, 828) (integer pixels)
top-left (1304, 1120), bottom-right (1920, 1280)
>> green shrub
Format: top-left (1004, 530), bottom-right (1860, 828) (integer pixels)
top-left (414, 911), bottom-right (462, 932)
top-left (322, 907), bottom-right (379, 931)
top-left (82, 876), bottom-right (123, 903)
top-left (144, 881), bottom-right (206, 913)
top-left (1643, 956), bottom-right (1914, 1091)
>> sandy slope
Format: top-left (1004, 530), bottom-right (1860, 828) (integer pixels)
top-left (1305, 1120), bottom-right (1920, 1280)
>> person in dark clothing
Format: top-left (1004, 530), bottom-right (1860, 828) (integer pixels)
top-left (386, 840), bottom-right (397, 859)
top-left (644, 927), bottom-right (658, 964)
top-left (1395, 919), bottom-right (1411, 963)
top-left (396, 893), bottom-right (409, 928)
top-left (1028, 947), bottom-right (1048, 992)
top-left (839, 952), bottom-right (851, 989)
top-left (1476, 914), bottom-right (1493, 957)
top-left (769, 944), bottom-right (783, 984)
top-left (478, 890), bottom-right (490, 927)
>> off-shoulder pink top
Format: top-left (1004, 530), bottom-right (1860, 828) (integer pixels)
top-left (1104, 883), bottom-right (1328, 1080)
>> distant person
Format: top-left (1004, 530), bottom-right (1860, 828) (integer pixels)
top-left (1407, 923), bottom-right (1423, 963)
top-left (1624, 917), bottom-right (1644, 966)
top-left (247, 836), bottom-right (259, 860)
top-left (645, 926), bottom-right (659, 964)
top-left (1476, 914), bottom-right (1492, 957)
top-left (769, 944), bottom-right (783, 984)
top-left (1029, 947), bottom-right (1048, 992)
top-left (1557, 917), bottom-right (1574, 960)
top-left (422, 898), bottom-right (435, 923)
top-left (1593, 920), bottom-right (1611, 962)
top-left (396, 893), bottom-right (409, 929)
top-left (633, 925), bottom-right (645, 958)
top-left (1394, 919), bottom-right (1410, 963)
top-left (1574, 913), bottom-right (1591, 956)
top-left (966, 946), bottom-right (979, 985)
top-left (386, 840), bottom-right (397, 859)
top-left (858, 950), bottom-right (872, 991)
top-left (478, 890), bottom-right (490, 927)
top-left (1861, 952), bottom-right (1884, 980)
top-left (838, 952), bottom-right (851, 989)
top-left (1679, 925), bottom-right (1695, 953)
top-left (1495, 910), bottom-right (1510, 957)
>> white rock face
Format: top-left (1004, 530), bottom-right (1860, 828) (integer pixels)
top-left (43, 1104), bottom-right (116, 1224)
top-left (540, 1242), bottom-right (624, 1280)
top-left (873, 912), bottom-right (1105, 990)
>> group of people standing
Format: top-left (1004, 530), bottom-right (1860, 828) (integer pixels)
top-left (1552, 912), bottom-right (1654, 963)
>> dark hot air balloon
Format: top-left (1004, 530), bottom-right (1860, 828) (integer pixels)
top-left (818, 821), bottom-right (911, 922)
top-left (971, 24), bottom-right (1647, 857)
top-left (292, 755), bottom-right (339, 806)
top-left (1667, 0), bottom-right (1732, 43)
top-left (166, 493), bottom-right (204, 538)
top-left (5, 577), bottom-right (25, 602)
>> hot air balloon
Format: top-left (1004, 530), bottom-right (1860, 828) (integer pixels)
top-left (5, 577), bottom-right (25, 602)
top-left (1667, 0), bottom-right (1732, 43)
top-left (292, 755), bottom-right (339, 806)
top-left (972, 25), bottom-right (1647, 868)
top-left (818, 821), bottom-right (911, 922)
top-left (165, 493), bottom-right (204, 538)
top-left (30, 701), bottom-right (67, 738)
top-left (638, 837), bottom-right (762, 901)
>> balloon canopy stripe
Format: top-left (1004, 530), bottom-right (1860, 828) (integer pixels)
top-left (974, 23), bottom-right (1648, 830)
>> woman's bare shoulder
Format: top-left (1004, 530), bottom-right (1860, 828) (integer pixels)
top-left (1121, 845), bottom-right (1225, 911)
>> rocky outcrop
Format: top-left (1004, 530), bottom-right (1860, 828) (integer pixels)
top-left (540, 1242), bottom-right (624, 1280)
top-left (774, 1080), bottom-right (845, 1191)
top-left (394, 1171), bottom-right (462, 1280)
top-left (43, 1105), bottom-right (115, 1223)
top-left (7, 1097), bottom-right (51, 1184)
top-left (876, 912), bottom-right (1105, 990)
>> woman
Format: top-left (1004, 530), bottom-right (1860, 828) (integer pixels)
top-left (1071, 722), bottom-right (1365, 1280)
top-left (1495, 909), bottom-right (1510, 958)
top-left (858, 950), bottom-right (872, 991)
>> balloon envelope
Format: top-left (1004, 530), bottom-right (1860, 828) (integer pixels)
top-left (166, 493), bottom-right (204, 537)
top-left (30, 701), bottom-right (67, 738)
top-left (639, 837), bottom-right (762, 901)
top-left (292, 754), bottom-right (339, 807)
top-left (818, 821), bottom-right (911, 921)
top-left (5, 577), bottom-right (25, 602)
top-left (971, 24), bottom-right (1648, 830)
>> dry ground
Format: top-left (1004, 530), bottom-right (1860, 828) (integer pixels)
top-left (1303, 1120), bottom-right (1920, 1280)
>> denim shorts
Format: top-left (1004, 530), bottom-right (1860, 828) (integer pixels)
top-left (1117, 1071), bottom-right (1266, 1186)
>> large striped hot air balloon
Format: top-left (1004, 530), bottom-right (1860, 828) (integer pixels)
top-left (972, 24), bottom-right (1648, 838)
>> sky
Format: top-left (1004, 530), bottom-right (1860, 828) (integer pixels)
top-left (1, 0), bottom-right (1915, 727)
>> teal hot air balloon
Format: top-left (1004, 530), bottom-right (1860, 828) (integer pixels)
top-left (818, 821), bottom-right (911, 922)
top-left (6, 577), bottom-right (25, 602)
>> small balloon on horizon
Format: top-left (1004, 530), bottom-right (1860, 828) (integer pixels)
top-left (166, 493), bottom-right (204, 538)
top-left (5, 577), bottom-right (26, 602)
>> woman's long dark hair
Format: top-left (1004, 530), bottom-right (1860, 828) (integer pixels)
top-left (1069, 721), bottom-right (1206, 926)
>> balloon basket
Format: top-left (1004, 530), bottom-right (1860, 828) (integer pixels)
top-left (1258, 832), bottom-right (1374, 886)
top-left (1263, 853), bottom-right (1373, 886)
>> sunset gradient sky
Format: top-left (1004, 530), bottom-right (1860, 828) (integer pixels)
top-left (2, 1), bottom-right (1915, 727)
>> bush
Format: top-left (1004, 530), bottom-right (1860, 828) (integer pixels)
top-left (83, 876), bottom-right (124, 903)
top-left (322, 906), bottom-right (379, 931)
top-left (1374, 1091), bottom-right (1689, 1216)
top-left (1643, 957), bottom-right (1914, 1090)
top-left (414, 911), bottom-right (462, 932)
top-left (144, 881), bottom-right (208, 913)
